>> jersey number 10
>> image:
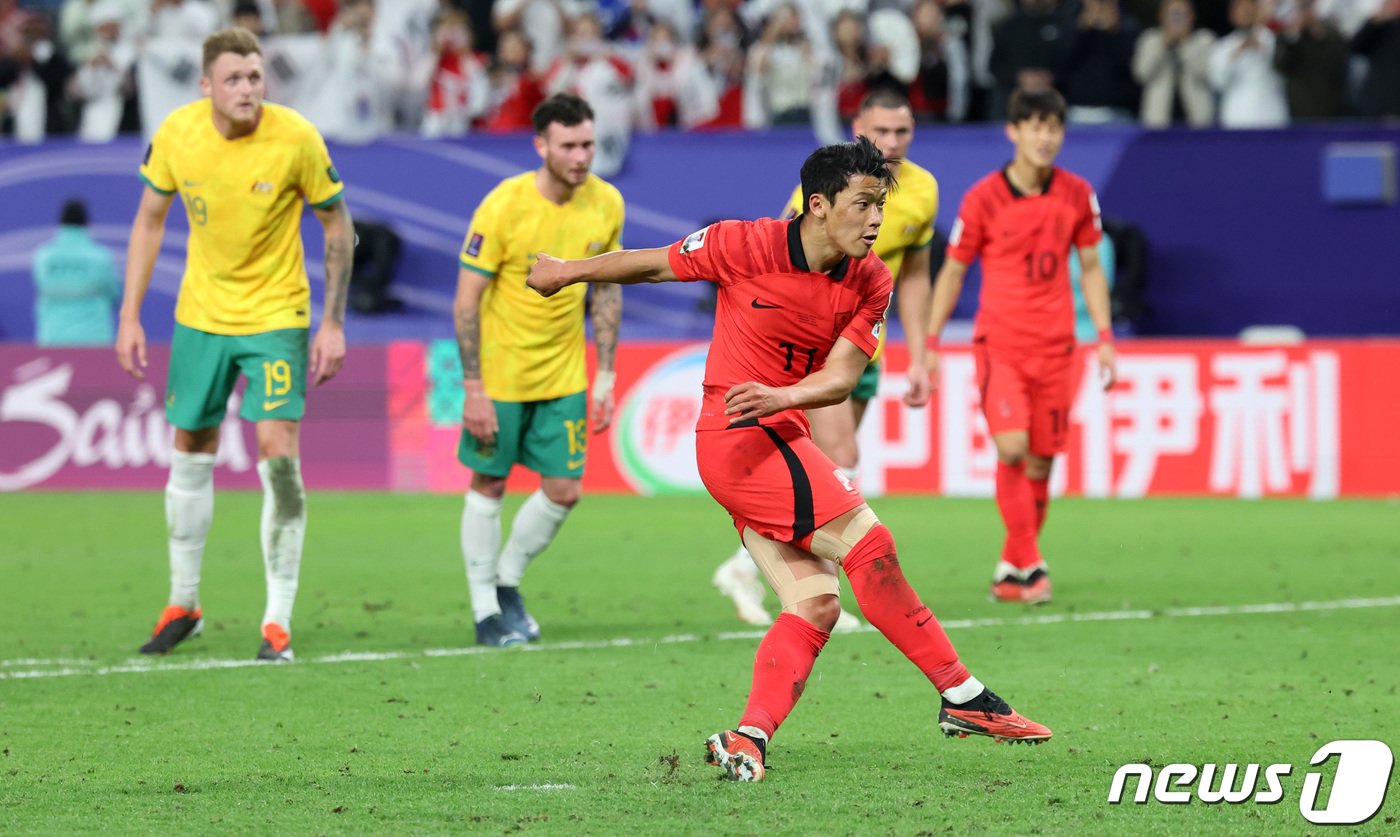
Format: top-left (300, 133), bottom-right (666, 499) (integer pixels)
top-left (1023, 251), bottom-right (1059, 282)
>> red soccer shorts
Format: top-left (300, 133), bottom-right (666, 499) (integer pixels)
top-left (696, 422), bottom-right (866, 544)
top-left (974, 342), bottom-right (1075, 457)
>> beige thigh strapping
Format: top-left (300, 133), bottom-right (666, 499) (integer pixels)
top-left (806, 507), bottom-right (879, 565)
top-left (742, 528), bottom-right (839, 612)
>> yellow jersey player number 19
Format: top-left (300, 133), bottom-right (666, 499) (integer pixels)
top-left (115, 27), bottom-right (356, 663)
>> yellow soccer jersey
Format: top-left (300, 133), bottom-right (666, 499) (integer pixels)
top-left (459, 172), bottom-right (624, 402)
top-left (139, 99), bottom-right (344, 335)
top-left (783, 159), bottom-right (939, 359)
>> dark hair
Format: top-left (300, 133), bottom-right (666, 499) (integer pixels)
top-left (859, 87), bottom-right (911, 114)
top-left (232, 0), bottom-right (260, 17)
top-left (532, 93), bottom-right (594, 135)
top-left (202, 26), bottom-right (261, 73)
top-left (799, 135), bottom-right (896, 212)
top-left (1008, 87), bottom-right (1067, 124)
top-left (60, 199), bottom-right (88, 226)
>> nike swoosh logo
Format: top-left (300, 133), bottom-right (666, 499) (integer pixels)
top-left (567, 458), bottom-right (586, 469)
top-left (751, 298), bottom-right (782, 309)
top-left (916, 614), bottom-right (933, 627)
top-left (263, 399), bottom-right (289, 410)
top-left (183, 180), bottom-right (201, 187)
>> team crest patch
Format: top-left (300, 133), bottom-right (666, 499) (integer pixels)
top-left (327, 165), bottom-right (341, 183)
top-left (680, 227), bottom-right (708, 254)
top-left (466, 233), bottom-right (484, 257)
top-left (586, 241), bottom-right (605, 254)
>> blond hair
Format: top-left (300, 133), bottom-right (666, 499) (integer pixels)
top-left (202, 27), bottom-right (262, 73)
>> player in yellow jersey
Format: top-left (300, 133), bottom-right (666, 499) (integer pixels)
top-left (712, 89), bottom-right (939, 629)
top-left (454, 94), bottom-right (624, 646)
top-left (115, 27), bottom-right (355, 662)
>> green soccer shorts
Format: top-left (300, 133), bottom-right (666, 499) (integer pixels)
top-left (165, 324), bottom-right (308, 430)
top-left (850, 360), bottom-right (880, 403)
top-left (458, 391), bottom-right (589, 479)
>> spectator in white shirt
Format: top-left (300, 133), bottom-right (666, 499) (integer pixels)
top-left (71, 1), bottom-right (137, 141)
top-left (147, 0), bottom-right (220, 39)
top-left (1210, 0), bottom-right (1290, 126)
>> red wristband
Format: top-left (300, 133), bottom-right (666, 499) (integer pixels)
top-left (925, 334), bottom-right (940, 352)
top-left (1097, 327), bottom-right (1114, 344)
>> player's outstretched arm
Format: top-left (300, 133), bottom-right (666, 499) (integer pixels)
top-left (925, 256), bottom-right (969, 392)
top-left (1077, 244), bottom-right (1118, 391)
top-left (724, 338), bottom-right (870, 422)
top-left (116, 185), bottom-right (174, 381)
top-left (897, 244), bottom-right (935, 407)
top-left (526, 247), bottom-right (677, 298)
top-left (310, 200), bottom-right (355, 385)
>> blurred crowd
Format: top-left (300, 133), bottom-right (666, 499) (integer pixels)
top-left (2, 0), bottom-right (1398, 150)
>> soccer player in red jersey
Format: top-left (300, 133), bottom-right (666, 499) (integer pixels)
top-left (926, 88), bottom-right (1118, 605)
top-left (528, 138), bottom-right (1052, 782)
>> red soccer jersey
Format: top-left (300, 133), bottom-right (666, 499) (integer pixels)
top-left (947, 166), bottom-right (1102, 354)
top-left (668, 218), bottom-right (893, 432)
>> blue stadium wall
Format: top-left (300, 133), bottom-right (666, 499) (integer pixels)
top-left (1, 124), bottom-right (1396, 343)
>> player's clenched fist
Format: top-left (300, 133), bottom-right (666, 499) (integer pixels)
top-left (724, 381), bottom-right (795, 422)
top-left (526, 253), bottom-right (572, 297)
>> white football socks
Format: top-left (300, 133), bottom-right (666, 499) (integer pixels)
top-left (940, 675), bottom-right (987, 706)
top-left (462, 490), bottom-right (504, 622)
top-left (496, 490), bottom-right (572, 587)
top-left (738, 725), bottom-right (769, 743)
top-left (258, 457), bottom-right (305, 633)
top-left (165, 450), bottom-right (215, 610)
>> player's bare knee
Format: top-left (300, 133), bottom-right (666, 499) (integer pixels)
top-left (997, 447), bottom-right (1028, 467)
top-left (793, 595), bottom-right (841, 633)
top-left (541, 480), bottom-right (581, 509)
top-left (174, 427), bottom-right (220, 454)
top-left (1025, 455), bottom-right (1053, 480)
top-left (470, 474), bottom-right (507, 499)
top-left (256, 421), bottom-right (299, 460)
top-left (809, 506), bottom-right (880, 565)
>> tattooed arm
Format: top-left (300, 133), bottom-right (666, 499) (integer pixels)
top-left (311, 199), bottom-right (355, 385)
top-left (454, 266), bottom-right (497, 445)
top-left (589, 282), bottom-right (622, 432)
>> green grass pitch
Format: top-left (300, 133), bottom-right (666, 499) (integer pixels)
top-left (2, 492), bottom-right (1398, 834)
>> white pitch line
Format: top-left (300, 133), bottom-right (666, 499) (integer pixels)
top-left (2, 595), bottom-right (1397, 681)
top-left (493, 784), bottom-right (576, 792)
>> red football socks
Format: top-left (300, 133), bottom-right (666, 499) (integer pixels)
top-left (739, 613), bottom-right (830, 738)
top-left (996, 461), bottom-right (1043, 569)
top-left (1029, 475), bottom-right (1050, 533)
top-left (842, 524), bottom-right (971, 692)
